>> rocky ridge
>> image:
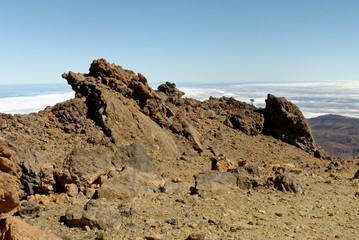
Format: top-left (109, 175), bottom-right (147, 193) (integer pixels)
top-left (0, 59), bottom-right (358, 239)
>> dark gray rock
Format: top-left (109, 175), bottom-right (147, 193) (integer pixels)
top-left (186, 231), bottom-right (205, 240)
top-left (17, 201), bottom-right (40, 217)
top-left (111, 142), bottom-right (154, 173)
top-left (264, 94), bottom-right (318, 155)
top-left (119, 203), bottom-right (138, 217)
top-left (273, 172), bottom-right (302, 194)
top-left (230, 165), bottom-right (263, 189)
top-left (18, 149), bottom-right (43, 197)
top-left (231, 165), bottom-right (260, 177)
top-left (354, 170), bottom-right (359, 179)
top-left (165, 218), bottom-right (179, 226)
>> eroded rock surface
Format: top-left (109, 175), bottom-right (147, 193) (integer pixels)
top-left (0, 138), bottom-right (21, 213)
top-left (264, 94), bottom-right (317, 154)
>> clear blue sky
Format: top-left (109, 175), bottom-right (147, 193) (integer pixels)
top-left (1, 0), bottom-right (358, 86)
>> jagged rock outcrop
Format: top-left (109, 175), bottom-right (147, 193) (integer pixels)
top-left (0, 138), bottom-right (21, 213)
top-left (62, 59), bottom-right (178, 152)
top-left (264, 94), bottom-right (324, 157)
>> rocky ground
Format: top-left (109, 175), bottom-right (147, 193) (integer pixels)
top-left (0, 59), bottom-right (358, 240)
top-left (10, 160), bottom-right (359, 240)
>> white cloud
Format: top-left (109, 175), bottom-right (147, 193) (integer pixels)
top-left (179, 81), bottom-right (359, 119)
top-left (0, 92), bottom-right (74, 114)
top-left (1, 81), bottom-right (359, 119)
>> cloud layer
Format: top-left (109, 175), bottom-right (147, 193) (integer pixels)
top-left (0, 92), bottom-right (74, 114)
top-left (1, 82), bottom-right (358, 119)
top-left (179, 81), bottom-right (359, 119)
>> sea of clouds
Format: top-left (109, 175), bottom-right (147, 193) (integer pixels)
top-left (0, 81), bottom-right (358, 119)
top-left (178, 81), bottom-right (359, 119)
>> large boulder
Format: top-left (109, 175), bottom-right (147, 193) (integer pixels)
top-left (56, 147), bottom-right (113, 189)
top-left (65, 199), bottom-right (121, 230)
top-left (273, 172), bottom-right (302, 194)
top-left (97, 166), bottom-right (140, 202)
top-left (230, 165), bottom-right (263, 189)
top-left (0, 138), bottom-right (21, 213)
top-left (111, 142), bottom-right (155, 173)
top-left (264, 94), bottom-right (316, 153)
top-left (192, 171), bottom-right (238, 196)
top-left (0, 216), bottom-right (61, 240)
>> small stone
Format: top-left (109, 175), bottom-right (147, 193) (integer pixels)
top-left (85, 188), bottom-right (96, 199)
top-left (165, 218), bottom-right (179, 226)
top-left (162, 181), bottom-right (183, 194)
top-left (65, 183), bottom-right (78, 197)
top-left (354, 170), bottom-right (359, 179)
top-left (119, 204), bottom-right (138, 217)
top-left (186, 231), bottom-right (205, 240)
top-left (208, 218), bottom-right (219, 225)
top-left (198, 220), bottom-right (209, 226)
top-left (107, 170), bottom-right (117, 178)
top-left (145, 218), bottom-right (161, 228)
top-left (17, 201), bottom-right (41, 217)
top-left (230, 225), bottom-right (242, 232)
top-left (145, 233), bottom-right (163, 240)
top-left (275, 212), bottom-right (283, 217)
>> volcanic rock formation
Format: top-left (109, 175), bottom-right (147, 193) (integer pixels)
top-left (0, 59), bottom-right (338, 239)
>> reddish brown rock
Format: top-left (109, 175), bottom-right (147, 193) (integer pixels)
top-left (211, 155), bottom-right (239, 172)
top-left (0, 138), bottom-right (21, 213)
top-left (0, 216), bottom-right (61, 240)
top-left (227, 109), bottom-right (264, 135)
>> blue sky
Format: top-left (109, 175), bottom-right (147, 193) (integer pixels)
top-left (1, 0), bottom-right (358, 86)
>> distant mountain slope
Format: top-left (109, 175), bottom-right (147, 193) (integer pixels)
top-left (307, 114), bottom-right (359, 158)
